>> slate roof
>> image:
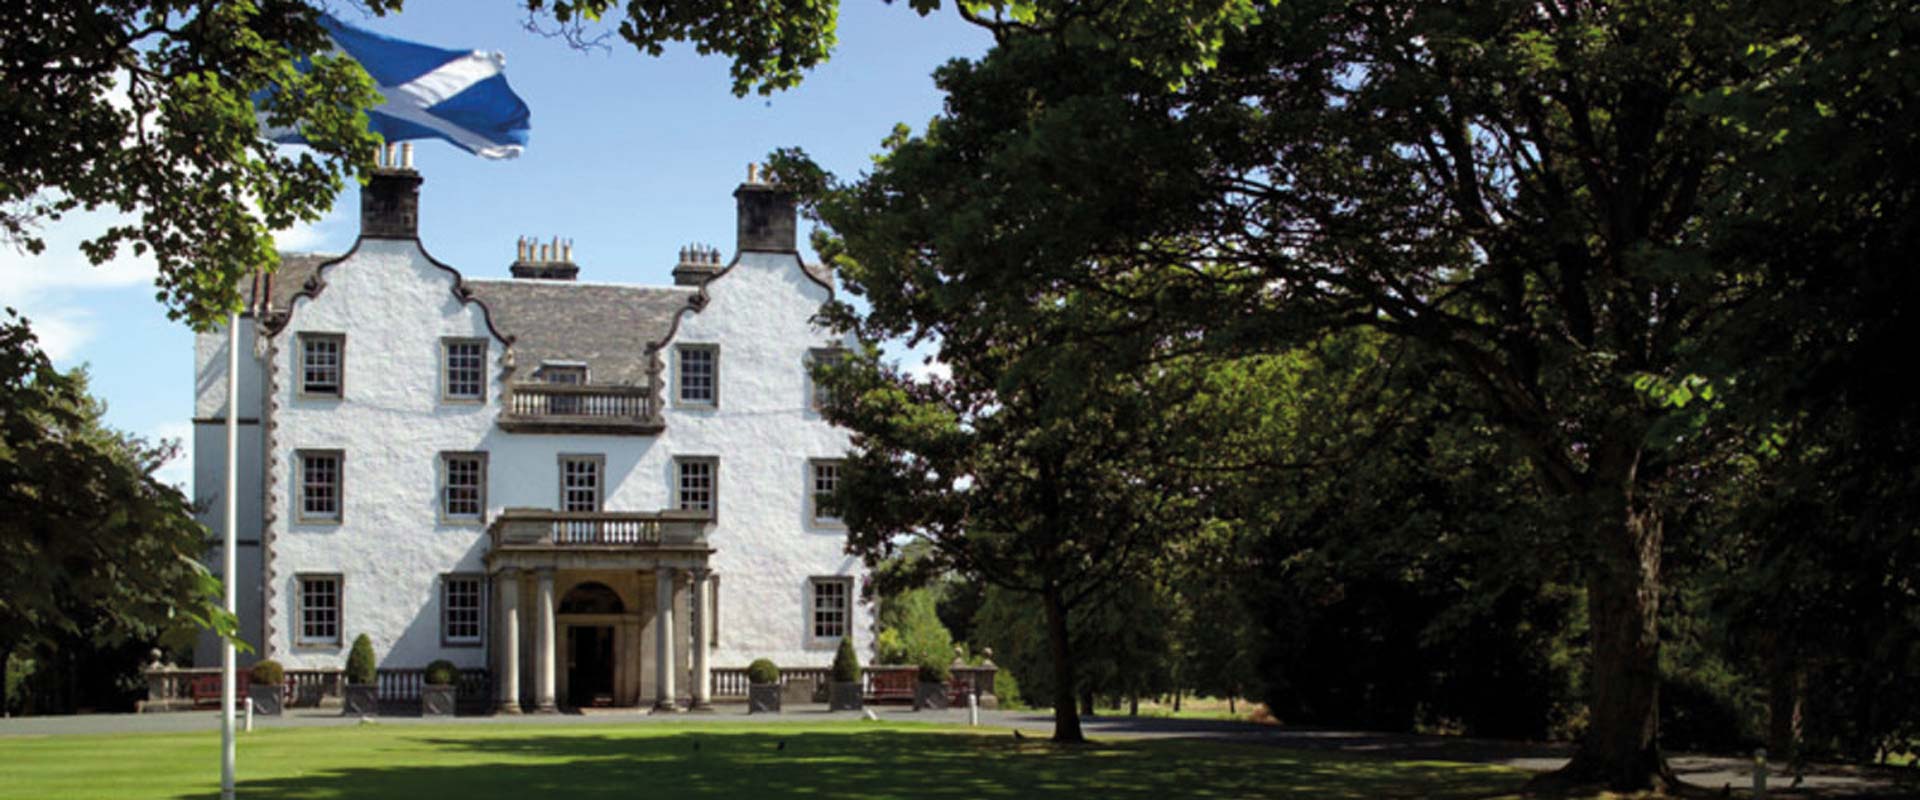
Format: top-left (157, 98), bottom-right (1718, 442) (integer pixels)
top-left (254, 251), bottom-right (822, 387)
top-left (464, 279), bottom-right (697, 385)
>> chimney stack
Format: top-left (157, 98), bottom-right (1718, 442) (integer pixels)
top-left (734, 162), bottom-right (797, 254)
top-left (673, 243), bottom-right (723, 286)
top-left (511, 235), bottom-right (580, 280)
top-left (361, 142), bottom-right (423, 240)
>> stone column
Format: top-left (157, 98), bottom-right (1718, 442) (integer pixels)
top-left (494, 569), bottom-right (522, 713)
top-left (534, 568), bottom-right (558, 713)
top-left (689, 567), bottom-right (714, 711)
top-left (652, 566), bottom-right (679, 712)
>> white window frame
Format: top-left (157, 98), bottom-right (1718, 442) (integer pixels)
top-left (440, 574), bottom-right (484, 647)
top-left (295, 573), bottom-right (343, 647)
top-left (676, 344), bottom-right (718, 407)
top-left (441, 338), bottom-right (487, 403)
top-left (675, 456), bottom-right (718, 517)
top-left (297, 450), bottom-right (343, 523)
top-left (439, 452), bottom-right (487, 524)
top-left (809, 458), bottom-right (845, 526)
top-left (298, 332), bottom-right (344, 398)
top-left (809, 576), bottom-right (852, 643)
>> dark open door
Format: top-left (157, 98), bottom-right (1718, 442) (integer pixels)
top-left (566, 626), bottom-right (615, 707)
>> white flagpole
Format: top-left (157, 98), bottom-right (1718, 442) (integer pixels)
top-left (221, 307), bottom-right (239, 800)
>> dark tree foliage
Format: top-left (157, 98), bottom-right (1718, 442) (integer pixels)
top-left (0, 312), bottom-right (233, 714)
top-left (758, 1), bottom-right (1920, 787)
top-left (2, 2), bottom-right (391, 328)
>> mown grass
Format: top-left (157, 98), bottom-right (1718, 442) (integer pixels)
top-left (0, 719), bottom-right (1533, 799)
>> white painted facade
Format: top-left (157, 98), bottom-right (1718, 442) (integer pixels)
top-left (191, 168), bottom-right (869, 708)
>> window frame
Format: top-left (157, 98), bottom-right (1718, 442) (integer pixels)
top-left (297, 332), bottom-right (345, 399)
top-left (440, 337), bottom-right (488, 403)
top-left (674, 456), bottom-right (719, 518)
top-left (557, 454), bottom-right (605, 513)
top-left (438, 451), bottom-right (488, 525)
top-left (807, 347), bottom-right (845, 411)
top-left (439, 573), bottom-right (485, 648)
top-left (808, 576), bottom-right (853, 644)
top-left (809, 458), bottom-right (845, 527)
top-left (294, 573), bottom-right (344, 648)
top-left (296, 449), bottom-right (344, 524)
top-left (675, 344), bottom-right (719, 407)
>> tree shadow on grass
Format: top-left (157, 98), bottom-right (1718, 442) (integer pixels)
top-left (173, 728), bottom-right (1530, 800)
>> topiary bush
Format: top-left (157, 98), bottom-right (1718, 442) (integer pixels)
top-left (831, 636), bottom-right (862, 683)
top-left (747, 658), bottom-right (780, 685)
top-left (917, 659), bottom-right (950, 684)
top-left (424, 659), bottom-right (459, 687)
top-left (249, 659), bottom-right (285, 686)
top-left (346, 634), bottom-right (377, 685)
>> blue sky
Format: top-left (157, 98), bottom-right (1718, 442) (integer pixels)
top-left (0, 1), bottom-right (987, 489)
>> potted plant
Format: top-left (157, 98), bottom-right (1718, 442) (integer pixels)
top-left (747, 658), bottom-right (781, 714)
top-left (343, 634), bottom-right (379, 715)
top-left (828, 637), bottom-right (863, 711)
top-left (913, 660), bottom-right (951, 711)
top-left (422, 659), bottom-right (459, 717)
top-left (247, 660), bottom-right (286, 716)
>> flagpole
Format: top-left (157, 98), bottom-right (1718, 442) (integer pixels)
top-left (221, 307), bottom-right (239, 800)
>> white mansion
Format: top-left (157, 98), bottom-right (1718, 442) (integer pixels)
top-left (190, 156), bottom-right (871, 712)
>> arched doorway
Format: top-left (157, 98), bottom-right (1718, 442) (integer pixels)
top-left (559, 582), bottom-right (624, 707)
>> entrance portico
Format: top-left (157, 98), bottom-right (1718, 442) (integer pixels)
top-left (486, 508), bottom-right (714, 712)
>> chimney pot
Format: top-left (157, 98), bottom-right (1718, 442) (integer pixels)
top-left (401, 142), bottom-right (414, 169)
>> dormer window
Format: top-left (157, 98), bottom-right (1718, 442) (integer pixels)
top-left (677, 345), bottom-right (717, 406)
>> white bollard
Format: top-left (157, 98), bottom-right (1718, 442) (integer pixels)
top-left (1754, 747), bottom-right (1768, 799)
top-left (244, 697), bottom-right (253, 733)
top-left (968, 691), bottom-right (979, 727)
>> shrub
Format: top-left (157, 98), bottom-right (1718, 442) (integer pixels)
top-left (425, 659), bottom-right (459, 687)
top-left (346, 634), bottom-right (377, 685)
top-left (994, 668), bottom-right (1023, 709)
top-left (249, 659), bottom-right (285, 686)
top-left (831, 636), bottom-right (862, 683)
top-left (747, 658), bottom-right (780, 685)
top-left (918, 659), bottom-right (950, 684)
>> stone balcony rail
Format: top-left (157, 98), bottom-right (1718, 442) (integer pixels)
top-left (497, 382), bottom-right (663, 435)
top-left (488, 508), bottom-right (711, 550)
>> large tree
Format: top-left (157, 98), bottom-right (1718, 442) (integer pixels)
top-left (0, 312), bottom-right (236, 711)
top-left (3, 1), bottom-right (388, 328)
top-left (744, 1), bottom-right (1911, 788)
top-left (812, 324), bottom-right (1212, 741)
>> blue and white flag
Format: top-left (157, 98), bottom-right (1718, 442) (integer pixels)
top-left (267, 15), bottom-right (531, 159)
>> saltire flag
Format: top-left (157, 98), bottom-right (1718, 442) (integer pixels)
top-left (265, 15), bottom-right (530, 159)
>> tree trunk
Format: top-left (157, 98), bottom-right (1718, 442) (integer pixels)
top-left (1537, 481), bottom-right (1673, 792)
top-left (1129, 692), bottom-right (1138, 717)
top-left (1767, 644), bottom-right (1804, 760)
top-left (1042, 584), bottom-right (1085, 743)
top-left (1228, 694), bottom-right (1236, 715)
top-left (1173, 688), bottom-right (1182, 713)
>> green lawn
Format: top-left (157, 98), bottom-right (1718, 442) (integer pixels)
top-left (0, 719), bottom-right (1533, 799)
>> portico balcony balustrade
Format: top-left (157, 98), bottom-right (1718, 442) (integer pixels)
top-left (487, 508), bottom-right (711, 551)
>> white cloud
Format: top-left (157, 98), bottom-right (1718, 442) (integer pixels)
top-left (903, 354), bottom-right (952, 383)
top-left (13, 305), bottom-right (96, 362)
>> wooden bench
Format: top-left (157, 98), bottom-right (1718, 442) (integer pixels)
top-left (866, 669), bottom-right (916, 704)
top-left (187, 673), bottom-right (253, 708)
